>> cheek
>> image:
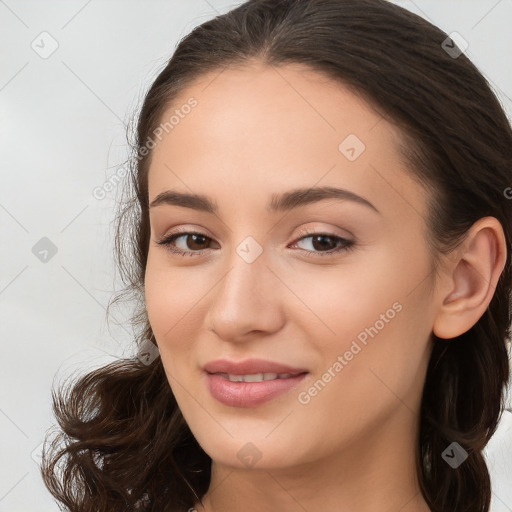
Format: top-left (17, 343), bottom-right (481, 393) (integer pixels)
top-left (144, 253), bottom-right (212, 366)
top-left (288, 250), bottom-right (400, 351)
top-left (144, 263), bottom-right (196, 400)
top-left (144, 258), bottom-right (170, 338)
top-left (294, 245), bottom-right (432, 408)
top-left (144, 254), bottom-right (188, 350)
top-left (295, 303), bottom-right (430, 452)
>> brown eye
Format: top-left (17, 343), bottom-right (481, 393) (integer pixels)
top-left (156, 231), bottom-right (216, 257)
top-left (310, 234), bottom-right (338, 251)
top-left (291, 232), bottom-right (355, 258)
top-left (181, 233), bottom-right (210, 250)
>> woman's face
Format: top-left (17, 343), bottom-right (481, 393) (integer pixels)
top-left (145, 62), bottom-right (440, 470)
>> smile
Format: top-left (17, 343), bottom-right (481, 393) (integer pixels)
top-left (205, 371), bottom-right (308, 407)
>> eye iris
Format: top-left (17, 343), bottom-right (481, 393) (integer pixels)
top-left (188, 234), bottom-right (208, 250)
top-left (311, 235), bottom-right (336, 251)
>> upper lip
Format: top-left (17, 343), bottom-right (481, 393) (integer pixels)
top-left (203, 358), bottom-right (308, 375)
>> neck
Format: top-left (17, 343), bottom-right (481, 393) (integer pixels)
top-left (193, 407), bottom-right (431, 512)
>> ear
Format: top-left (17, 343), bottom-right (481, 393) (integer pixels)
top-left (432, 216), bottom-right (507, 339)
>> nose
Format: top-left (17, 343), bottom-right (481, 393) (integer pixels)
top-left (205, 251), bottom-right (286, 343)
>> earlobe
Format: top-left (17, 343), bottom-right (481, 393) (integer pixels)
top-left (432, 217), bottom-right (507, 340)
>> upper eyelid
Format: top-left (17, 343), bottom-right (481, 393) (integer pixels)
top-left (159, 226), bottom-right (349, 238)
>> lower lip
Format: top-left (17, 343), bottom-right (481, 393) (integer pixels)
top-left (205, 372), bottom-right (308, 408)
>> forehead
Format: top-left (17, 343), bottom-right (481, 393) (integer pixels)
top-left (156, 61), bottom-right (394, 150)
top-left (147, 62), bottom-right (427, 222)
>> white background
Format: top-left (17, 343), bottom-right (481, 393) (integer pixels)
top-left (1, 1), bottom-right (511, 511)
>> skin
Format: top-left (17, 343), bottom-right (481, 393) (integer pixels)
top-left (144, 61), bottom-right (507, 512)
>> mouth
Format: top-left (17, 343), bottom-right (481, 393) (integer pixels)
top-left (211, 372), bottom-right (304, 383)
top-left (203, 360), bottom-right (309, 408)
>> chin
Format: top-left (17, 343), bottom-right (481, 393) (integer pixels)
top-left (190, 428), bottom-right (310, 471)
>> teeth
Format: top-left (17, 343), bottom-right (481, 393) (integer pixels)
top-left (218, 372), bottom-right (295, 382)
top-left (243, 373), bottom-right (272, 382)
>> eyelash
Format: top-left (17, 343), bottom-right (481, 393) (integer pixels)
top-left (156, 228), bottom-right (355, 259)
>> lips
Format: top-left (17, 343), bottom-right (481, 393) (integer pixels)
top-left (203, 358), bottom-right (308, 376)
top-left (203, 358), bottom-right (309, 407)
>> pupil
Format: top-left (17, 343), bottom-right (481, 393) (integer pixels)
top-left (313, 235), bottom-right (335, 251)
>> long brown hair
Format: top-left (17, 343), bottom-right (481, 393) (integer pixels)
top-left (41, 1), bottom-right (512, 511)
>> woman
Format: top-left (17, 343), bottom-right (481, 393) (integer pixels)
top-left (41, 1), bottom-right (512, 511)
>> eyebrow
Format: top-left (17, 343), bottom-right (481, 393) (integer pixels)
top-left (149, 186), bottom-right (380, 215)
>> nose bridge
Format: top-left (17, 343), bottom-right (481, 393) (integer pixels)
top-left (206, 240), bottom-right (284, 340)
top-left (215, 245), bottom-right (271, 315)
top-left (217, 231), bottom-right (270, 302)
